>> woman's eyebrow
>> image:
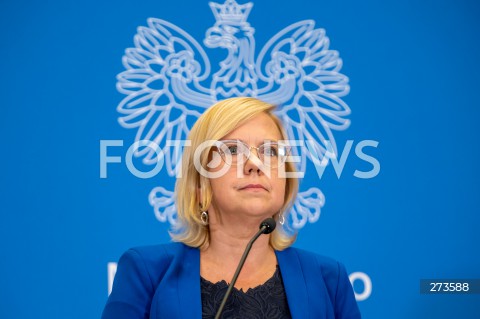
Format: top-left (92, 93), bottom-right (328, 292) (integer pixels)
top-left (222, 138), bottom-right (280, 144)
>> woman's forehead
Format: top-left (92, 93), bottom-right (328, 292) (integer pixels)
top-left (221, 113), bottom-right (283, 141)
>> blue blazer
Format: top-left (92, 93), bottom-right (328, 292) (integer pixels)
top-left (102, 243), bottom-right (361, 319)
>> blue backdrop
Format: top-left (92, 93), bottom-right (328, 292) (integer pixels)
top-left (1, 0), bottom-right (479, 318)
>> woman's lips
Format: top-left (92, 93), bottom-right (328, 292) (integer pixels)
top-left (240, 184), bottom-right (267, 190)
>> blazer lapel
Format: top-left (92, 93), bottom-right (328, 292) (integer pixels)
top-left (276, 248), bottom-right (309, 319)
top-left (176, 245), bottom-right (202, 319)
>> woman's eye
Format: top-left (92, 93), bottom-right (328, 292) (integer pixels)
top-left (263, 145), bottom-right (278, 157)
top-left (226, 145), bottom-right (238, 155)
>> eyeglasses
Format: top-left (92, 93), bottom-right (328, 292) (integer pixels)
top-left (214, 140), bottom-right (292, 168)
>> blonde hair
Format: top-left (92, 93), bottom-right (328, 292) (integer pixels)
top-left (171, 97), bottom-right (298, 250)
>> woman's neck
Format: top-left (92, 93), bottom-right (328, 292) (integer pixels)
top-left (200, 219), bottom-right (277, 288)
top-left (207, 226), bottom-right (272, 261)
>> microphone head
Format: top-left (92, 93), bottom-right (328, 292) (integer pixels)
top-left (259, 218), bottom-right (276, 234)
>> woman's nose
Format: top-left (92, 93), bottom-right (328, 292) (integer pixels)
top-left (242, 152), bottom-right (263, 175)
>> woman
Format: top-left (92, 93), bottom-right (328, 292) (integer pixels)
top-left (102, 97), bottom-right (361, 318)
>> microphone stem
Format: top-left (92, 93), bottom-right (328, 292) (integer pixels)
top-left (214, 225), bottom-right (267, 319)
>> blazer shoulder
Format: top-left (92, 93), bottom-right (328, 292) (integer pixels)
top-left (281, 247), bottom-right (361, 319)
top-left (129, 242), bottom-right (185, 258)
top-left (282, 247), bottom-right (347, 293)
top-left (286, 246), bottom-right (340, 271)
top-left (111, 243), bottom-right (191, 298)
top-left (103, 243), bottom-right (191, 319)
top-left (283, 247), bottom-right (361, 318)
top-left (126, 242), bottom-right (188, 272)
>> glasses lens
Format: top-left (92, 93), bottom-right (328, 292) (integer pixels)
top-left (219, 141), bottom-right (248, 165)
top-left (259, 142), bottom-right (290, 167)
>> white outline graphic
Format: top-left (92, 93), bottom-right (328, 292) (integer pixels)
top-left (116, 0), bottom-right (351, 229)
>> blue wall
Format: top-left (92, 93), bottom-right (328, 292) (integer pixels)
top-left (1, 0), bottom-right (479, 318)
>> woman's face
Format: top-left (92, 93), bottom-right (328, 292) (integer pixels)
top-left (207, 112), bottom-right (286, 222)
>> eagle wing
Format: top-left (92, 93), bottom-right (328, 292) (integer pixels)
top-left (256, 20), bottom-right (351, 228)
top-left (117, 18), bottom-right (213, 175)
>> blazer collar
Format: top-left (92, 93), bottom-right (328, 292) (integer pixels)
top-left (276, 248), bottom-right (309, 318)
top-left (175, 245), bottom-right (309, 319)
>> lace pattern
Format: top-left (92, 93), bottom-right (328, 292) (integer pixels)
top-left (200, 266), bottom-right (292, 319)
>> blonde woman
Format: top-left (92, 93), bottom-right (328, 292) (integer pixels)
top-left (102, 97), bottom-right (361, 319)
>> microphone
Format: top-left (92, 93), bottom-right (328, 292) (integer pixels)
top-left (214, 218), bottom-right (276, 319)
top-left (259, 218), bottom-right (276, 234)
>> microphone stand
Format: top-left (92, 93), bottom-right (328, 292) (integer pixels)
top-left (214, 221), bottom-right (274, 319)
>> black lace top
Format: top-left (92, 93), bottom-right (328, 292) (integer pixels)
top-left (200, 266), bottom-right (292, 319)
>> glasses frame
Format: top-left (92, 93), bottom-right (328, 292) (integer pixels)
top-left (213, 139), bottom-right (292, 168)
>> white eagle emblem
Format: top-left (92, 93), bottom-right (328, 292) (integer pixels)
top-left (116, 0), bottom-right (351, 229)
